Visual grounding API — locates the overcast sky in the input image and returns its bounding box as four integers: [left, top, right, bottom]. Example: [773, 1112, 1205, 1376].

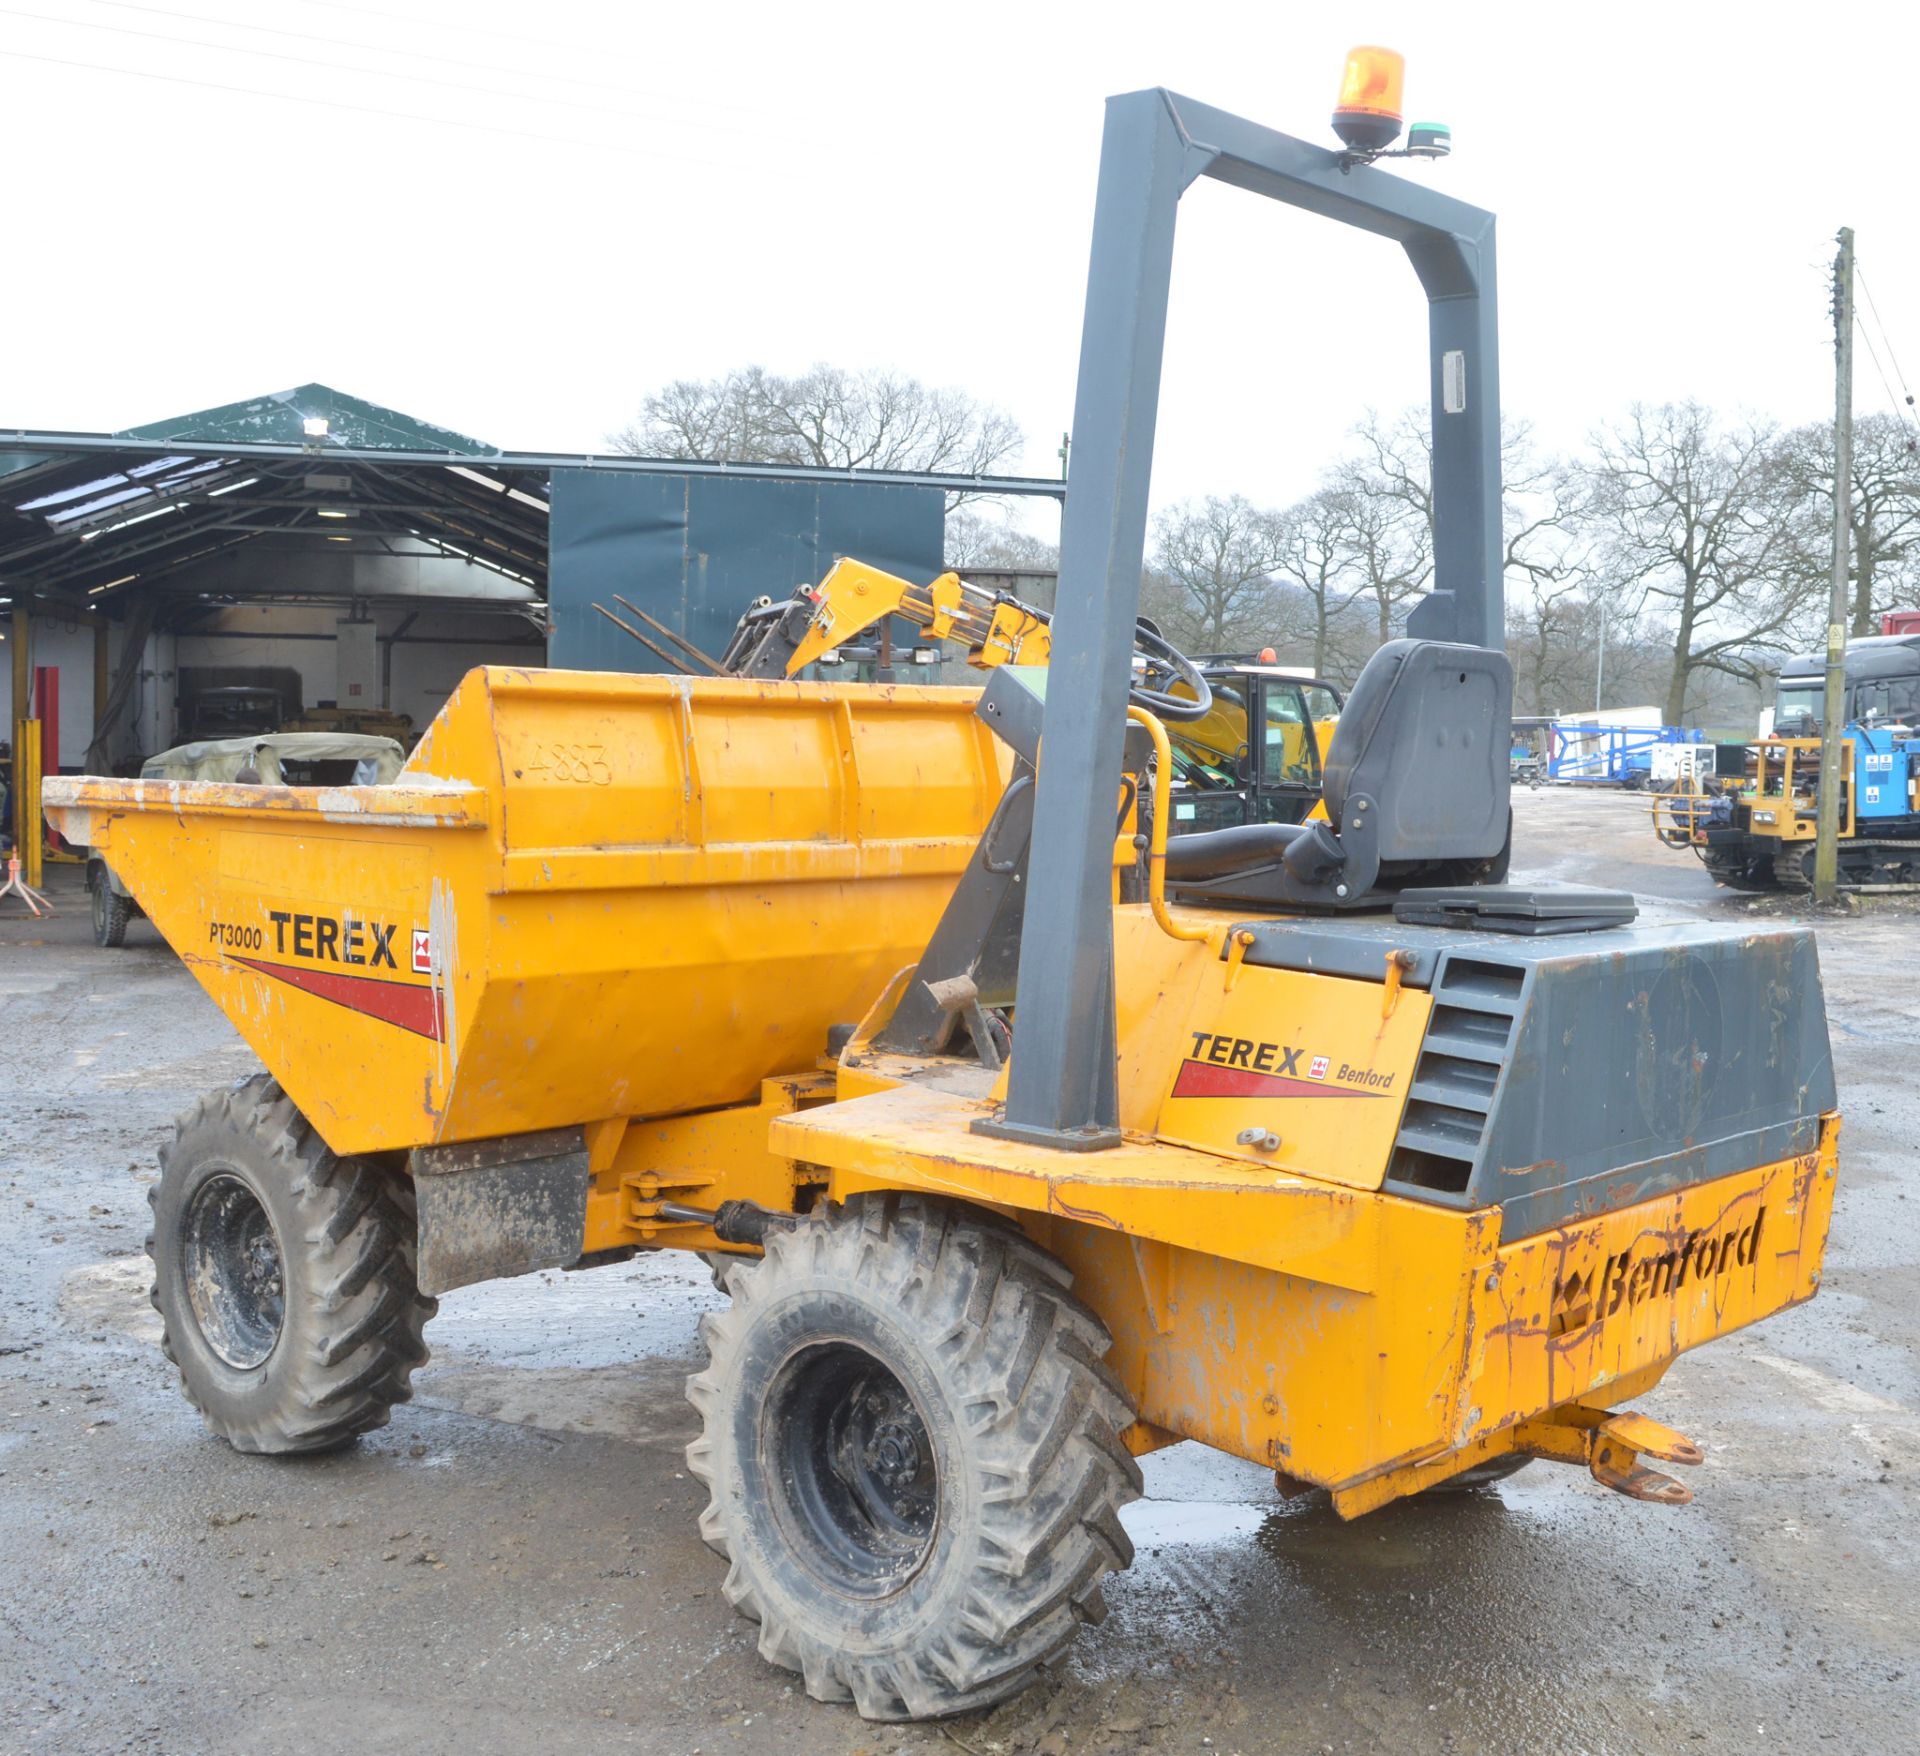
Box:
[5, 0, 1918, 540]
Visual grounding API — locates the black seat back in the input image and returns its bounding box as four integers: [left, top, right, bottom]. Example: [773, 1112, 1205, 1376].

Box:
[1324, 639, 1511, 861]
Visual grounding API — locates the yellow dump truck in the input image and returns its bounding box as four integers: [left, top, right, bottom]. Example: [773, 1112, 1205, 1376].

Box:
[43, 656, 1838, 1718]
[42, 73, 1840, 1725]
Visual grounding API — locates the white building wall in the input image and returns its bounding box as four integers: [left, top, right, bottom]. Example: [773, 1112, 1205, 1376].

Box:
[1, 608, 117, 772]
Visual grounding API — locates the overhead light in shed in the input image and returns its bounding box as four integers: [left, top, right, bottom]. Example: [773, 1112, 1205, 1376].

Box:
[316, 508, 352, 519]
[326, 535, 352, 543]
[88, 574, 138, 595]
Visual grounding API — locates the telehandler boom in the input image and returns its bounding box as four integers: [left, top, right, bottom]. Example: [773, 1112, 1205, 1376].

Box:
[44, 72, 1837, 1724]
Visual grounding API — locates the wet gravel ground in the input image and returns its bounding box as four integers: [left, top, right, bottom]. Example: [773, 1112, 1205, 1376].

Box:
[2, 788, 1916, 1755]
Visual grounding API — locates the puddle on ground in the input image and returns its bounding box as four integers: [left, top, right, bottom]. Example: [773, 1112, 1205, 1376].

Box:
[60, 1255, 160, 1343]
[60, 1247, 728, 1447]
[425, 1250, 724, 1371]
[61, 1250, 1555, 1536]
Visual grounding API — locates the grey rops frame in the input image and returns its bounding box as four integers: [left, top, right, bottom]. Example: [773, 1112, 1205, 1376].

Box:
[990, 86, 1503, 1151]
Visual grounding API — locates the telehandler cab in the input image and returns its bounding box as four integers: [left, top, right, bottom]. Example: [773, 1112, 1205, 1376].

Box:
[719, 555, 1347, 832]
[45, 68, 1836, 1723]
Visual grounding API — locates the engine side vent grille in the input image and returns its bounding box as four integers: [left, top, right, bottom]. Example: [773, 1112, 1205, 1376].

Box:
[1385, 956, 1524, 1202]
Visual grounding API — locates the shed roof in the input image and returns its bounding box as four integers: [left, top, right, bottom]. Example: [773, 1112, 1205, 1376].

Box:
[120, 383, 497, 455]
[1, 384, 1066, 631]
[0, 384, 548, 625]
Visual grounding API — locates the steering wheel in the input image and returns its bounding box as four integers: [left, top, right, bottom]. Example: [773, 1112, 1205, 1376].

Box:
[1129, 620, 1212, 723]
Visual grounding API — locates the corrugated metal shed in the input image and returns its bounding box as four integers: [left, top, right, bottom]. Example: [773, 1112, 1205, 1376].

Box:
[119, 384, 496, 456]
[546, 469, 946, 673]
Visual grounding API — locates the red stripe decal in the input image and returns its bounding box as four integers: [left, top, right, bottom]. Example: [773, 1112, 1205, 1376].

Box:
[1170, 1058, 1379, 1099]
[235, 956, 444, 1041]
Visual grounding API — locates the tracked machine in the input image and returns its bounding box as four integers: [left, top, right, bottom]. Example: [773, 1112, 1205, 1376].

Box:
[1654, 629, 1920, 889]
[46, 59, 1837, 1722]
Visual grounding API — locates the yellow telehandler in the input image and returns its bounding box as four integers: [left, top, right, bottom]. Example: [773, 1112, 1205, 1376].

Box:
[44, 67, 1836, 1723]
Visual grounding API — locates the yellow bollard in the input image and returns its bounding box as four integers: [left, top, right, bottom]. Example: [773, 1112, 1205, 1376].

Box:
[19, 718, 43, 891]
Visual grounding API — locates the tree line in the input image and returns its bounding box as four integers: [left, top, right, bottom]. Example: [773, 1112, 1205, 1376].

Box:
[998, 405, 1919, 727]
[615, 368, 1920, 727]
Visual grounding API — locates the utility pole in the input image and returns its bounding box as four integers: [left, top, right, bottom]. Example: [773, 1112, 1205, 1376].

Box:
[1813, 227, 1854, 905]
[1594, 598, 1607, 713]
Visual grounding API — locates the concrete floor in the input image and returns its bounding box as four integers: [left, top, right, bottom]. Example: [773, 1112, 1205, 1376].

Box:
[2, 789, 1915, 1755]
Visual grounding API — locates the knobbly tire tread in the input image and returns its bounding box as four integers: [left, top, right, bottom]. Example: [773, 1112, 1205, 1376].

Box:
[1426, 1454, 1533, 1493]
[685, 1193, 1142, 1721]
[147, 1073, 436, 1454]
[91, 871, 131, 947]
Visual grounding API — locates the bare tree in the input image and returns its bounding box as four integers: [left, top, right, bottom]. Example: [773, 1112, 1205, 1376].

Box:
[1501, 421, 1590, 597]
[1775, 411, 1920, 637]
[1147, 495, 1289, 652]
[944, 508, 1060, 572]
[1579, 403, 1818, 725]
[1506, 581, 1592, 717]
[1337, 463, 1431, 651]
[1269, 487, 1368, 677]
[617, 366, 774, 462]
[1346, 409, 1586, 648]
[1504, 585, 1672, 717]
[610, 364, 1024, 505]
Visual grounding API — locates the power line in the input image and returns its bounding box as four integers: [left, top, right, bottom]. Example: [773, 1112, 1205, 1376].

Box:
[2, 3, 764, 135]
[0, 43, 711, 160]
[1855, 265, 1920, 440]
[1854, 313, 1910, 432]
[296, 0, 669, 68]
[82, 0, 757, 115]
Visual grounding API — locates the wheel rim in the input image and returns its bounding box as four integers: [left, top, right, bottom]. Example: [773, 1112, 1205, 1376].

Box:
[90, 882, 106, 937]
[181, 1172, 285, 1369]
[763, 1341, 938, 1596]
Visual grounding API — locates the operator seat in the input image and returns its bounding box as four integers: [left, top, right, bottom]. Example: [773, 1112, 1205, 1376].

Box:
[1164, 639, 1512, 909]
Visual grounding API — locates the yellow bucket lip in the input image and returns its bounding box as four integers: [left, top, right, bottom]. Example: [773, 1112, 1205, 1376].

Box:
[42, 773, 489, 833]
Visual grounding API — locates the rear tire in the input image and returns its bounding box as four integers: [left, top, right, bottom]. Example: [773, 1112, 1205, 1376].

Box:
[1425, 1454, 1532, 1494]
[686, 1193, 1141, 1720]
[90, 867, 131, 947]
[147, 1074, 436, 1454]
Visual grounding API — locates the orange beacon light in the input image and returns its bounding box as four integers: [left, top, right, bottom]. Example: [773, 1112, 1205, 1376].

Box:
[1332, 46, 1405, 153]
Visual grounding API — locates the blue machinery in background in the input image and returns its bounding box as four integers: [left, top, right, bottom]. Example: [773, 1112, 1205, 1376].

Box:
[1547, 723, 1705, 785]
[1844, 721, 1920, 822]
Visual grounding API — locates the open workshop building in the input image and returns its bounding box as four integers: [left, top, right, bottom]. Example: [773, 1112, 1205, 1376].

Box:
[1, 383, 1060, 781]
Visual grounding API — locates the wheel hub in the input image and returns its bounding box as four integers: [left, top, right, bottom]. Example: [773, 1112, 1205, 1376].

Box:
[866, 1418, 922, 1491]
[764, 1341, 937, 1596]
[181, 1172, 286, 1370]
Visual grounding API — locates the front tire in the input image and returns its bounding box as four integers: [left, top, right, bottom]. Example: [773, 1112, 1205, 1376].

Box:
[90, 867, 131, 947]
[148, 1074, 436, 1454]
[686, 1194, 1140, 1720]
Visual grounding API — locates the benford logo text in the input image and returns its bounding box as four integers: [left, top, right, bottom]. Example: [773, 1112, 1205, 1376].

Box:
[1550, 1208, 1766, 1337]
